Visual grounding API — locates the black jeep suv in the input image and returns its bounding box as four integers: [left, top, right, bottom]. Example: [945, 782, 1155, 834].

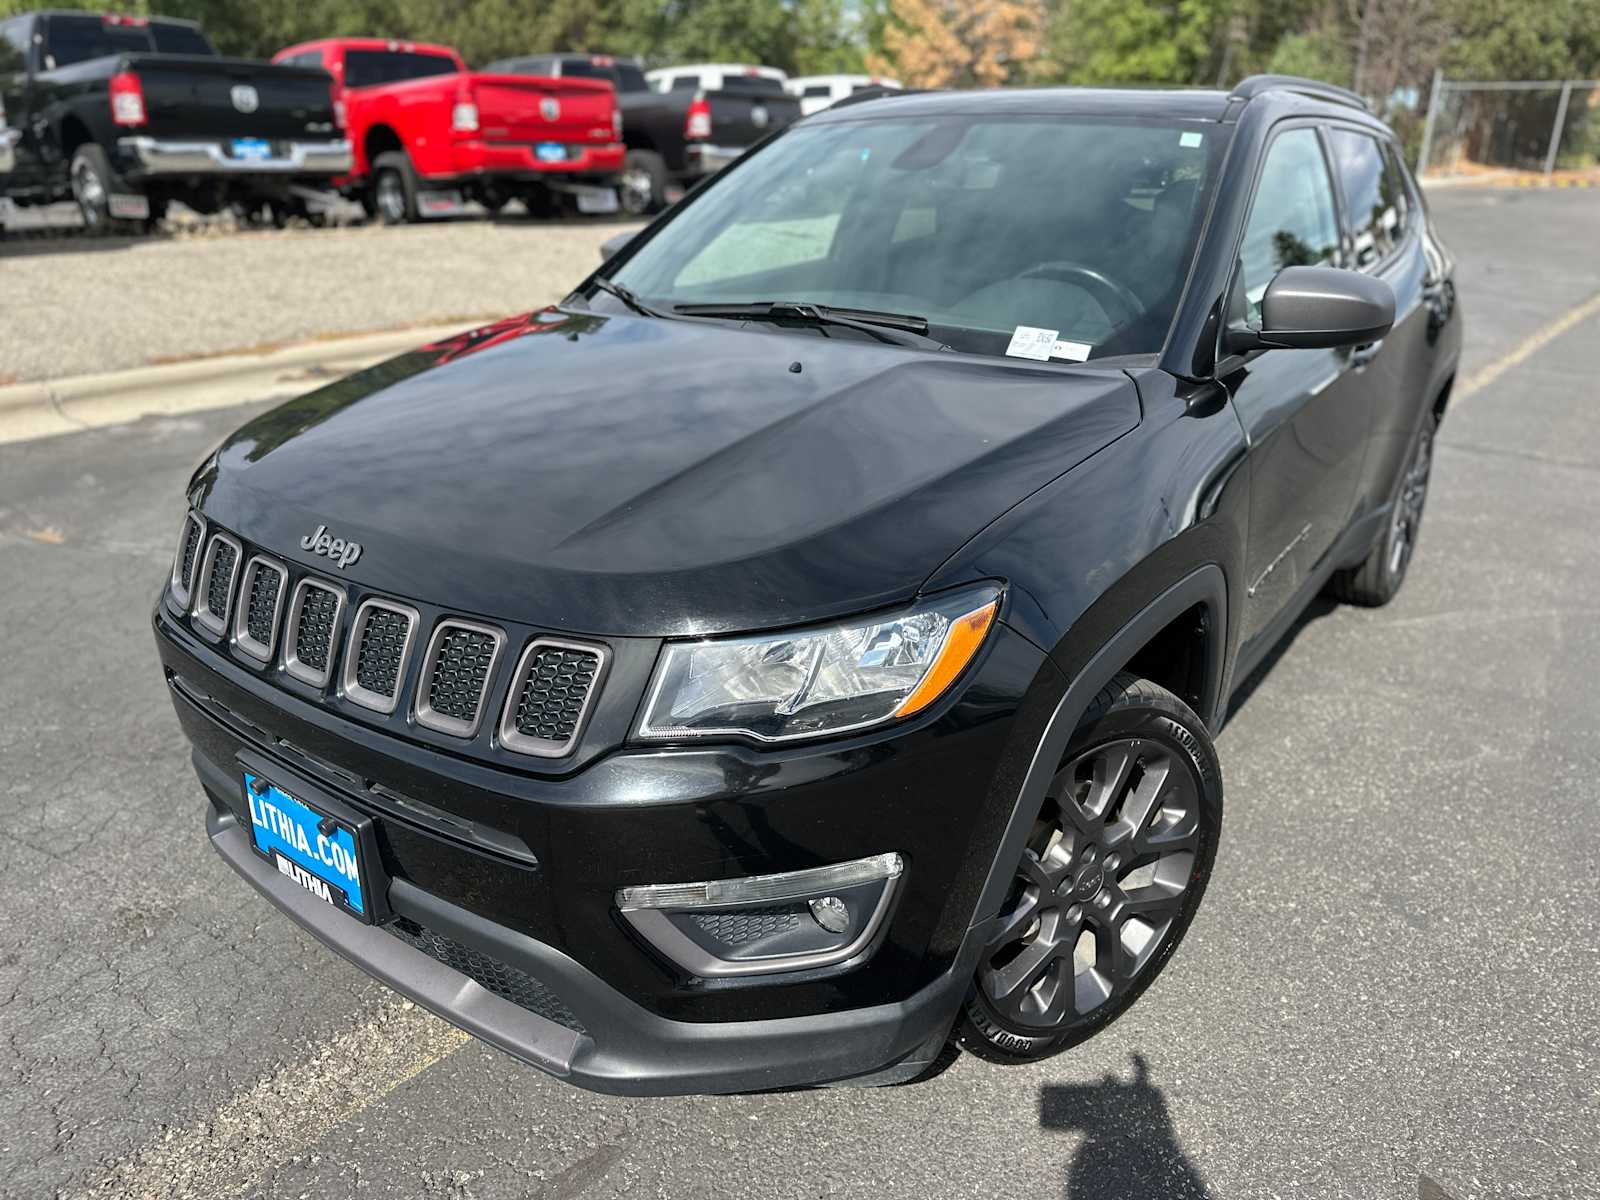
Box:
[154, 75, 1460, 1094]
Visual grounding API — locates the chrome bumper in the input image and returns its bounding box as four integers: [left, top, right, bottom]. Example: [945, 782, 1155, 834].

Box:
[0, 129, 18, 175]
[118, 137, 353, 177]
[684, 143, 744, 176]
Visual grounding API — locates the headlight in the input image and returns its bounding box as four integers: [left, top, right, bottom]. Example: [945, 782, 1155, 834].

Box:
[637, 586, 1000, 743]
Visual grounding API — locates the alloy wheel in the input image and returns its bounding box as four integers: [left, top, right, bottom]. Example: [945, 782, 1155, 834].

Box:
[72, 158, 107, 228]
[980, 736, 1201, 1030]
[376, 172, 407, 223]
[1387, 421, 1434, 578]
[619, 166, 654, 216]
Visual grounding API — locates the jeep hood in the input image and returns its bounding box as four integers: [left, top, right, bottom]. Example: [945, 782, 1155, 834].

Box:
[194, 309, 1139, 637]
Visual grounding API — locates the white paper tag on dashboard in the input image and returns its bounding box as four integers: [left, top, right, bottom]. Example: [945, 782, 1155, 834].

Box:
[1050, 339, 1093, 362]
[1006, 325, 1059, 361]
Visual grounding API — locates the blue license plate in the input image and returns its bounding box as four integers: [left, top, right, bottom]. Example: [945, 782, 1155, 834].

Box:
[231, 137, 273, 161]
[535, 141, 567, 163]
[245, 771, 367, 918]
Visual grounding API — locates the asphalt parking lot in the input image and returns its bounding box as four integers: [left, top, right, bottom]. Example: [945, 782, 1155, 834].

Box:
[1, 186, 1597, 1200]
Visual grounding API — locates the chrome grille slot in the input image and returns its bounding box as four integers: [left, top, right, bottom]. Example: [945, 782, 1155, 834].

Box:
[171, 512, 205, 608]
[415, 619, 505, 738]
[233, 555, 287, 663]
[283, 578, 346, 688]
[192, 532, 242, 637]
[343, 598, 420, 714]
[498, 639, 608, 757]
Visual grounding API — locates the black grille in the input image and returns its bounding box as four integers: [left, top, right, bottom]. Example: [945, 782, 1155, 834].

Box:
[513, 647, 600, 745]
[245, 564, 282, 647]
[205, 541, 237, 617]
[355, 608, 411, 699]
[293, 585, 340, 672]
[386, 917, 585, 1032]
[426, 627, 497, 724]
[179, 518, 203, 593]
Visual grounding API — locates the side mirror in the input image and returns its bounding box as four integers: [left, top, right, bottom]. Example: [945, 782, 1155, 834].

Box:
[1226, 266, 1395, 354]
[599, 230, 636, 262]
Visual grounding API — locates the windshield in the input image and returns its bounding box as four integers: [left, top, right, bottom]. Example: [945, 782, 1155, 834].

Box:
[612, 114, 1223, 361]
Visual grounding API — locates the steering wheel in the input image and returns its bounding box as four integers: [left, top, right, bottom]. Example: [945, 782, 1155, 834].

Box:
[1019, 260, 1145, 330]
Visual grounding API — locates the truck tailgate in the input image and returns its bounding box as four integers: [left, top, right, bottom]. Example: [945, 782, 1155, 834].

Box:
[469, 73, 615, 144]
[706, 90, 801, 146]
[127, 54, 337, 141]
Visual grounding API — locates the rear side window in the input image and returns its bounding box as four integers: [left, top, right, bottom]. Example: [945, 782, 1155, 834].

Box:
[1238, 127, 1342, 322]
[1327, 129, 1404, 268]
[150, 22, 215, 56]
[343, 50, 457, 89]
[669, 75, 699, 92]
[803, 84, 831, 98]
[614, 64, 647, 93]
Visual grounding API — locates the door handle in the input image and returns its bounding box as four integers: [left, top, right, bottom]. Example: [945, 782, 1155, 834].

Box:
[1350, 340, 1383, 369]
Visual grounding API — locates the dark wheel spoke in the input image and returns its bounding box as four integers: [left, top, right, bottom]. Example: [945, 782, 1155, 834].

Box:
[984, 885, 1042, 953]
[985, 930, 1061, 1005]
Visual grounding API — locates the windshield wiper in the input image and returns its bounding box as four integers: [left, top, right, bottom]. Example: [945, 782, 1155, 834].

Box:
[587, 275, 673, 319]
[673, 301, 949, 350]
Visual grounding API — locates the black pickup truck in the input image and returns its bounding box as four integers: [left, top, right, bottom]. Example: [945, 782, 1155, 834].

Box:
[483, 53, 801, 216]
[0, 11, 350, 232]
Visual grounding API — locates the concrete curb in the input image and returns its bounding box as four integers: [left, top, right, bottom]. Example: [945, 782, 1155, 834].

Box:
[0, 319, 488, 446]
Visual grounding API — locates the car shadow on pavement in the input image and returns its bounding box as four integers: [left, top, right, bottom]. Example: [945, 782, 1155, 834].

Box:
[1040, 1053, 1216, 1200]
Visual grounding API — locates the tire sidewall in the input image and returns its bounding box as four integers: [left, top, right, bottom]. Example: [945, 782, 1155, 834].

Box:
[620, 150, 663, 216]
[70, 147, 113, 233]
[958, 683, 1222, 1064]
[1379, 413, 1435, 593]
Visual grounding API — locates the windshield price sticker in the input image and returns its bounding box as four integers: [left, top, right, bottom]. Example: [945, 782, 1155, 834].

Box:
[1051, 339, 1093, 362]
[1006, 325, 1060, 361]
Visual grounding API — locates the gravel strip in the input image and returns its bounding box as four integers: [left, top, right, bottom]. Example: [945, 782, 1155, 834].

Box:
[0, 213, 640, 383]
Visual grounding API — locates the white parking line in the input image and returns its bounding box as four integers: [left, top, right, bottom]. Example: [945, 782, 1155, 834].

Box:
[1454, 289, 1600, 405]
[75, 1002, 470, 1200]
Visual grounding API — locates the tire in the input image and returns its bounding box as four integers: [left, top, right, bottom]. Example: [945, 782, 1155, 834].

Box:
[956, 672, 1222, 1065]
[619, 149, 666, 217]
[1326, 412, 1436, 607]
[69, 144, 127, 235]
[372, 151, 419, 225]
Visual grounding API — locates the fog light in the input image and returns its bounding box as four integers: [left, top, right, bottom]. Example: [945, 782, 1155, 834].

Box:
[615, 853, 903, 979]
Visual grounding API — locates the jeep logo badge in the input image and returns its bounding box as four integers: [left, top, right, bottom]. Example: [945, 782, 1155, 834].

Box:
[300, 524, 362, 569]
[231, 84, 260, 114]
[540, 96, 560, 122]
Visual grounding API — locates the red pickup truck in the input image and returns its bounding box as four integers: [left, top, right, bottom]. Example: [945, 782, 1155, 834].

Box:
[271, 37, 624, 222]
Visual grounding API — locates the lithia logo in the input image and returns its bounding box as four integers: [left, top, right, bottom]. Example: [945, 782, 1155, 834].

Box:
[300, 524, 363, 569]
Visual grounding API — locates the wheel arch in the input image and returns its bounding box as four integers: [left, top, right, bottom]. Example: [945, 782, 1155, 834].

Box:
[58, 115, 94, 157]
[363, 124, 405, 170]
[966, 563, 1228, 941]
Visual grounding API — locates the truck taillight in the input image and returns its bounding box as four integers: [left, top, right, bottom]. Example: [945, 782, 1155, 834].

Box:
[685, 95, 711, 141]
[451, 88, 479, 133]
[109, 71, 146, 127]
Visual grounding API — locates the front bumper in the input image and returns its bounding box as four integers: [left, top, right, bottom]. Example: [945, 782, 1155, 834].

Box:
[156, 600, 1052, 1093]
[118, 136, 353, 178]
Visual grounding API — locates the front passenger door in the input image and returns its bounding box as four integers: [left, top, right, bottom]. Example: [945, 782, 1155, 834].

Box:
[1226, 125, 1373, 653]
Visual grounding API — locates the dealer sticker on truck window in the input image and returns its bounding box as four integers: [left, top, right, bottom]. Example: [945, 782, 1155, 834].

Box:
[244, 771, 367, 918]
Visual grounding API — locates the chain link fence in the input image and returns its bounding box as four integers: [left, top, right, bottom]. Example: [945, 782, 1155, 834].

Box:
[1418, 73, 1600, 183]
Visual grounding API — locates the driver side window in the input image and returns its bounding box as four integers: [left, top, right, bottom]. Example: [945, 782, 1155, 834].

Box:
[1238, 128, 1341, 325]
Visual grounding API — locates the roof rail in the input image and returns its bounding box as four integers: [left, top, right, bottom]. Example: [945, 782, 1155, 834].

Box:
[1230, 74, 1369, 112]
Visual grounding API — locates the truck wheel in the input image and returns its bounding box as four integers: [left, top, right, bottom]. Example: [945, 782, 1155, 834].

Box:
[620, 150, 666, 216]
[1326, 413, 1435, 607]
[955, 672, 1221, 1065]
[372, 152, 419, 225]
[70, 145, 126, 235]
